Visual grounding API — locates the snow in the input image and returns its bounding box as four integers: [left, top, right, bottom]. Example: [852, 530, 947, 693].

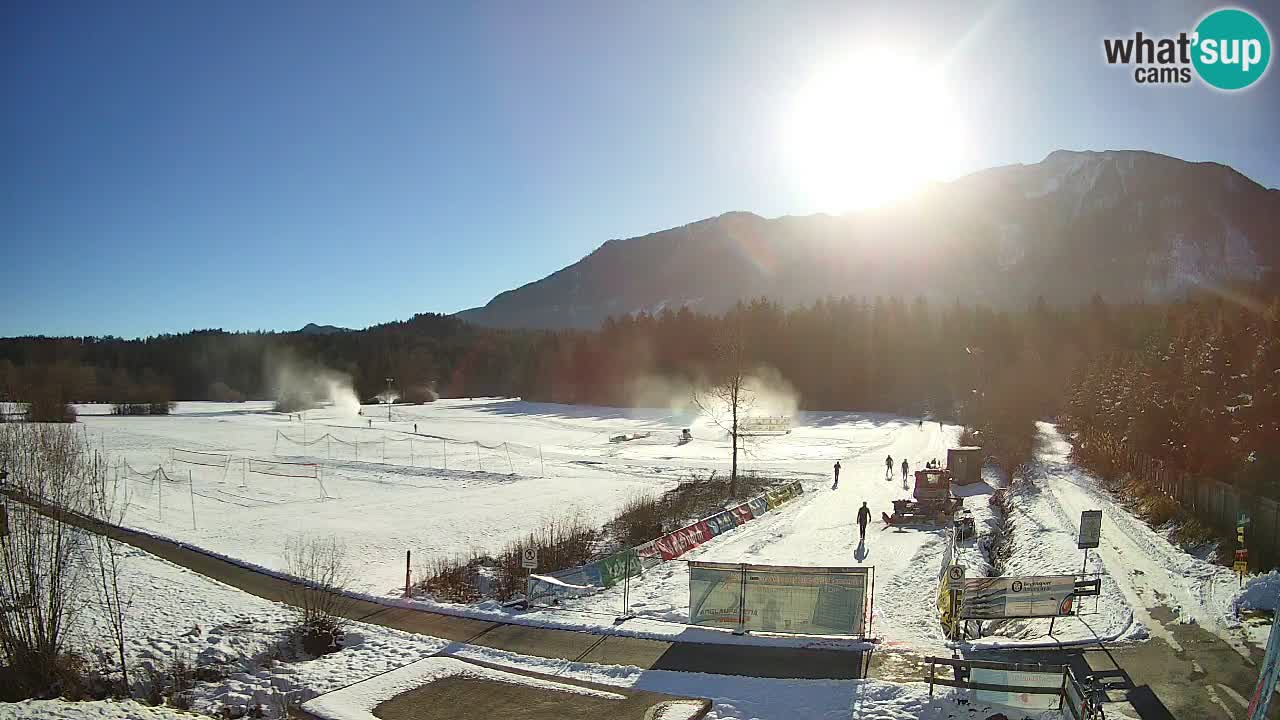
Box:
[18, 521, 1056, 720]
[0, 700, 200, 719]
[1026, 421, 1268, 656]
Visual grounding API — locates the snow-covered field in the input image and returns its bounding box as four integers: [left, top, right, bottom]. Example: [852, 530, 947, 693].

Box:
[0, 539, 1053, 720]
[68, 400, 1271, 657]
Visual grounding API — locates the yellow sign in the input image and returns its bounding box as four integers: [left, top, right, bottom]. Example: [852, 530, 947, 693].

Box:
[1234, 560, 1248, 575]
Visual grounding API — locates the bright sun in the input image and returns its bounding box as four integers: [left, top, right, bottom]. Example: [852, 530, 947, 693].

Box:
[784, 51, 967, 213]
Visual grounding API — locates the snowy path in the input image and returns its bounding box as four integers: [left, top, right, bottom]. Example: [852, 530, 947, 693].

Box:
[1029, 422, 1244, 652]
[569, 421, 971, 649]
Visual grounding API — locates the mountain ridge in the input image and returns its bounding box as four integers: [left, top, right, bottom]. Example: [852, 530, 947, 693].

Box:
[457, 150, 1280, 330]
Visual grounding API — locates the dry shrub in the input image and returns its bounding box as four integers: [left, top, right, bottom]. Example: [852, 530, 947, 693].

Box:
[982, 489, 1017, 576]
[416, 554, 483, 603]
[493, 514, 598, 600]
[282, 535, 355, 656]
[606, 493, 663, 547]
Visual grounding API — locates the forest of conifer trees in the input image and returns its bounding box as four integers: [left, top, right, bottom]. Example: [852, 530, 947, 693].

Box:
[2, 292, 1277, 503]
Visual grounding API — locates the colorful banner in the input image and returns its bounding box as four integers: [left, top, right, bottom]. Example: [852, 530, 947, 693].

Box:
[1248, 615, 1280, 720]
[528, 482, 805, 605]
[705, 510, 738, 536]
[597, 548, 641, 589]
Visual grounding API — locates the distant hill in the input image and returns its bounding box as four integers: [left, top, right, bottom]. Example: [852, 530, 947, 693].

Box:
[297, 323, 350, 335]
[457, 150, 1280, 329]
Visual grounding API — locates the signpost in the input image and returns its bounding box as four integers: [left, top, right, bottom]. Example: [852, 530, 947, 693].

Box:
[520, 548, 538, 610]
[1078, 510, 1102, 574]
[1236, 512, 1250, 588]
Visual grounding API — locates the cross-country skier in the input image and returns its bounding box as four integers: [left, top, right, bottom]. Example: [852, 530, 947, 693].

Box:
[902, 458, 909, 482]
[884, 455, 893, 480]
[857, 502, 871, 541]
[833, 460, 841, 489]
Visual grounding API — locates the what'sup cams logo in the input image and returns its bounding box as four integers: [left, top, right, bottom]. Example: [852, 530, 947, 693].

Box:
[1104, 7, 1271, 90]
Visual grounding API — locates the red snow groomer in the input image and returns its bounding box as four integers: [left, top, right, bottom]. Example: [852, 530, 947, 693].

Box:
[884, 468, 963, 526]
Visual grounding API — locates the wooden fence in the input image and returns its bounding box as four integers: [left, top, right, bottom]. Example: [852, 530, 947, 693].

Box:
[1075, 427, 1280, 569]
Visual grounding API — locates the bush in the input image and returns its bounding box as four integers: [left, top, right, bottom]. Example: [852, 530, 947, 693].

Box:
[282, 535, 355, 657]
[606, 493, 664, 547]
[24, 385, 76, 423]
[982, 489, 1017, 576]
[110, 402, 174, 416]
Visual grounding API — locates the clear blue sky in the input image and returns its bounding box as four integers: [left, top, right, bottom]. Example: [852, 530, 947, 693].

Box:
[3, 0, 1278, 338]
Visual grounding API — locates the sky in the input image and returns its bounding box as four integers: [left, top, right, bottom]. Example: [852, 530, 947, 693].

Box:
[3, 0, 1278, 338]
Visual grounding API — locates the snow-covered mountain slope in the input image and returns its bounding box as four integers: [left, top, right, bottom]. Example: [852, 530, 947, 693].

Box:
[458, 150, 1280, 329]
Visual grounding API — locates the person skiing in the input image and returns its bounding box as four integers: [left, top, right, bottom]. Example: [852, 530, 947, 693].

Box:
[902, 458, 909, 482]
[833, 460, 841, 489]
[414, 423, 418, 434]
[857, 502, 871, 541]
[884, 455, 893, 480]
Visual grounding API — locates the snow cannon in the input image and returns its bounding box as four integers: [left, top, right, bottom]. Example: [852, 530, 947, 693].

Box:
[887, 468, 963, 525]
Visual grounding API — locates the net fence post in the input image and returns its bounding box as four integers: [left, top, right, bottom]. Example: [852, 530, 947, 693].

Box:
[539, 446, 545, 477]
[410, 439, 415, 467]
[735, 563, 746, 635]
[475, 442, 482, 472]
[156, 469, 163, 521]
[188, 469, 197, 530]
[443, 439, 448, 470]
[505, 443, 514, 474]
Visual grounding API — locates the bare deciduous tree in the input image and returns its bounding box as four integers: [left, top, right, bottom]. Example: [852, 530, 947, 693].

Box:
[87, 460, 131, 696]
[692, 327, 755, 490]
[0, 422, 97, 698]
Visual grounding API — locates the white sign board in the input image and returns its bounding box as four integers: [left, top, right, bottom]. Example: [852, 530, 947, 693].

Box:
[971, 668, 1064, 711]
[960, 575, 1077, 619]
[521, 548, 538, 570]
[1078, 510, 1102, 549]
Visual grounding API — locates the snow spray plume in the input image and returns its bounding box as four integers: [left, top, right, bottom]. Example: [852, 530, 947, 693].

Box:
[688, 366, 799, 435]
[265, 348, 359, 415]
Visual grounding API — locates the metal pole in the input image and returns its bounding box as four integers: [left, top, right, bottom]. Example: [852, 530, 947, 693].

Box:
[188, 469, 197, 530]
[735, 563, 746, 635]
[539, 446, 545, 477]
[475, 442, 482, 472]
[156, 469, 163, 521]
[505, 443, 514, 474]
[405, 549, 411, 597]
[410, 439, 415, 467]
[1082, 548, 1088, 575]
[386, 377, 394, 422]
[443, 439, 448, 470]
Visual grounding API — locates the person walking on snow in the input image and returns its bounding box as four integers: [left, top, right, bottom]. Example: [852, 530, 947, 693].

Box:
[884, 455, 893, 480]
[833, 460, 841, 489]
[902, 458, 909, 482]
[857, 502, 871, 542]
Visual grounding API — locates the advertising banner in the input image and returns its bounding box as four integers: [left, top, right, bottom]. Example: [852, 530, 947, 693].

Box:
[688, 561, 744, 627]
[1247, 616, 1280, 720]
[748, 496, 770, 517]
[730, 503, 754, 525]
[596, 548, 641, 588]
[971, 668, 1065, 711]
[959, 575, 1076, 619]
[704, 510, 738, 536]
[689, 562, 871, 636]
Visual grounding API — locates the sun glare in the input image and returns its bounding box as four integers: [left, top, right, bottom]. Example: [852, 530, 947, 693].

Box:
[784, 50, 967, 213]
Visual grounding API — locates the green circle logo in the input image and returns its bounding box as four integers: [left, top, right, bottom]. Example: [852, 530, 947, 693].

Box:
[1192, 8, 1271, 90]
